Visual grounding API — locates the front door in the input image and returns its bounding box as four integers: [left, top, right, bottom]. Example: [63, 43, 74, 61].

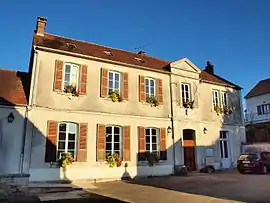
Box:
[220, 131, 230, 169]
[183, 129, 196, 171]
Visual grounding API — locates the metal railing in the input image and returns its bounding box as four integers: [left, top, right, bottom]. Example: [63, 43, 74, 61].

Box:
[244, 112, 270, 123]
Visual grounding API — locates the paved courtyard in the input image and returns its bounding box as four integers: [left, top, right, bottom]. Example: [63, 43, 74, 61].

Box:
[85, 170, 270, 203]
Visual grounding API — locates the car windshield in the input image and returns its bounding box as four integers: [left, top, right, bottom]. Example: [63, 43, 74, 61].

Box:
[238, 154, 258, 160]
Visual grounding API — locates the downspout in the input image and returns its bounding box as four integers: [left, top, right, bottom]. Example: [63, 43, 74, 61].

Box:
[19, 47, 38, 173]
[169, 73, 176, 175]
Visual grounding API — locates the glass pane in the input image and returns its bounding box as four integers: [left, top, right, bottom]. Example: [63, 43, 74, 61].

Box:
[109, 72, 114, 80]
[71, 74, 77, 85]
[152, 136, 157, 143]
[71, 66, 77, 74]
[181, 84, 184, 91]
[224, 141, 228, 158]
[146, 136, 150, 143]
[145, 79, 149, 86]
[106, 127, 112, 134]
[59, 123, 66, 132]
[145, 86, 149, 94]
[185, 92, 189, 100]
[109, 80, 113, 89]
[58, 142, 66, 150]
[150, 80, 154, 87]
[150, 87, 155, 95]
[115, 73, 120, 81]
[108, 88, 113, 94]
[64, 74, 70, 82]
[68, 142, 75, 150]
[65, 65, 71, 73]
[115, 81, 119, 90]
[106, 143, 112, 151]
[152, 144, 157, 150]
[146, 144, 150, 150]
[114, 143, 120, 150]
[185, 85, 189, 92]
[220, 132, 223, 139]
[106, 134, 112, 142]
[146, 129, 150, 135]
[151, 128, 157, 135]
[68, 133, 76, 141]
[58, 132, 66, 140]
[220, 141, 224, 158]
[64, 81, 69, 87]
[114, 134, 120, 142]
[68, 123, 77, 133]
[114, 127, 120, 134]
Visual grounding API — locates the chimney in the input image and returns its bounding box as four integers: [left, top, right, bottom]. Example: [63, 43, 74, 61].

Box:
[137, 51, 146, 56]
[204, 61, 214, 74]
[35, 16, 47, 36]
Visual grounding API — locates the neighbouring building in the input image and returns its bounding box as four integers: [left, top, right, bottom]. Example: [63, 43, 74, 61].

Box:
[0, 17, 246, 182]
[244, 78, 270, 152]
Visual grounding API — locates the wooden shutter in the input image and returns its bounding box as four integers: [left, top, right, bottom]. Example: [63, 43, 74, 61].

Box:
[54, 60, 63, 91]
[139, 76, 146, 102]
[123, 126, 131, 161]
[79, 65, 87, 95]
[122, 72, 129, 100]
[100, 68, 108, 98]
[156, 79, 163, 105]
[45, 121, 58, 162]
[77, 123, 88, 162]
[159, 128, 167, 160]
[138, 126, 145, 152]
[97, 124, 106, 161]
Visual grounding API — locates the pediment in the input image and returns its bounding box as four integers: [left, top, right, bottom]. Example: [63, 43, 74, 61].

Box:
[171, 58, 201, 74]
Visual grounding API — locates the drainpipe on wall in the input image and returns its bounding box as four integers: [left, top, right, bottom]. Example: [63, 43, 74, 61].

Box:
[169, 73, 176, 175]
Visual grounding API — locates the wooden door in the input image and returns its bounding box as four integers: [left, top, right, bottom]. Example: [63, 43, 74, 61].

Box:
[183, 140, 196, 171]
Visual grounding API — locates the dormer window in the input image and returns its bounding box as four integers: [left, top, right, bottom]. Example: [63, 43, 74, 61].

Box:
[66, 42, 76, 50]
[135, 57, 144, 63]
[104, 50, 113, 56]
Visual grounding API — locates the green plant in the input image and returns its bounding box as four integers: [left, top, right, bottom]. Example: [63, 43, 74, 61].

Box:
[146, 96, 159, 107]
[58, 152, 74, 168]
[183, 100, 194, 109]
[106, 153, 122, 168]
[145, 152, 159, 167]
[223, 106, 233, 115]
[64, 85, 79, 96]
[214, 105, 223, 115]
[109, 90, 122, 102]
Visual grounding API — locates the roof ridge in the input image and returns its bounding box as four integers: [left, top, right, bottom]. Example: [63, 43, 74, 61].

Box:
[43, 32, 171, 64]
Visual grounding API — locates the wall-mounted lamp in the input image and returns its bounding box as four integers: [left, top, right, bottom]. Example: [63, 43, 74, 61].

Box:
[167, 126, 172, 135]
[203, 127, 208, 134]
[7, 112, 14, 123]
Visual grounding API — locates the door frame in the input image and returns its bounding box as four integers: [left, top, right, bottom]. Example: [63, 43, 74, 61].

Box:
[219, 130, 232, 169]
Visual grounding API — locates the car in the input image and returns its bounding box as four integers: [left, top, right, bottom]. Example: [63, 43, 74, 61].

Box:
[237, 151, 270, 174]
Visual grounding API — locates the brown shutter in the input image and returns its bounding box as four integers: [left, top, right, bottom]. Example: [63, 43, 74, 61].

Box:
[79, 65, 87, 95]
[54, 60, 63, 91]
[122, 72, 129, 100]
[138, 126, 145, 152]
[123, 126, 131, 161]
[100, 68, 108, 98]
[159, 128, 167, 160]
[156, 79, 163, 105]
[77, 123, 88, 162]
[139, 76, 146, 102]
[45, 121, 58, 162]
[97, 124, 106, 161]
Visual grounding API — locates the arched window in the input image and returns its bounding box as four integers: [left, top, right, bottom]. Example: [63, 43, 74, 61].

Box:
[57, 122, 78, 159]
[105, 125, 122, 157]
[145, 127, 159, 153]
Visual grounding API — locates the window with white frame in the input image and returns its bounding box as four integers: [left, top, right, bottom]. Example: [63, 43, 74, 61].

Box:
[105, 126, 122, 157]
[63, 63, 79, 89]
[212, 90, 220, 107]
[221, 92, 228, 107]
[145, 128, 159, 153]
[145, 78, 156, 98]
[108, 71, 121, 94]
[181, 83, 191, 103]
[57, 122, 78, 159]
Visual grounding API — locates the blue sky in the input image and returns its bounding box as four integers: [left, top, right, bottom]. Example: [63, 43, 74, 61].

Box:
[1, 0, 269, 102]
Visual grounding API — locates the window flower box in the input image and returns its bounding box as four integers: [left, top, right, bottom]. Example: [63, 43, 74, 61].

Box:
[63, 85, 79, 96]
[146, 96, 159, 107]
[109, 90, 122, 102]
[183, 100, 194, 109]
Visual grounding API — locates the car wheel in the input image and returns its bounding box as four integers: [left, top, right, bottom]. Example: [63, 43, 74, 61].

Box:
[262, 166, 268, 174]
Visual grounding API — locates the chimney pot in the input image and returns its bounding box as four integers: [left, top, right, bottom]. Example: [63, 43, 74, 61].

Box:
[36, 16, 47, 36]
[137, 51, 146, 56]
[204, 60, 214, 74]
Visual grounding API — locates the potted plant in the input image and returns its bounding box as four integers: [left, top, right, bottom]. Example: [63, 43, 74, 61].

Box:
[58, 152, 74, 168]
[64, 84, 79, 96]
[183, 100, 194, 109]
[214, 105, 223, 115]
[223, 106, 233, 115]
[106, 153, 122, 168]
[146, 96, 159, 107]
[145, 152, 159, 177]
[109, 90, 122, 102]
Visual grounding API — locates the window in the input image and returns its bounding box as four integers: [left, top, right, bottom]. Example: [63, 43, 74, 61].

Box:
[145, 128, 159, 153]
[105, 126, 122, 157]
[221, 92, 228, 107]
[212, 90, 220, 107]
[63, 63, 79, 89]
[181, 83, 191, 103]
[57, 122, 78, 159]
[145, 78, 156, 98]
[257, 104, 270, 115]
[108, 71, 121, 94]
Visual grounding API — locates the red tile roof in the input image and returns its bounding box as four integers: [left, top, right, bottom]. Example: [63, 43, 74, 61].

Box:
[33, 32, 240, 89]
[0, 69, 29, 105]
[245, 78, 270, 99]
